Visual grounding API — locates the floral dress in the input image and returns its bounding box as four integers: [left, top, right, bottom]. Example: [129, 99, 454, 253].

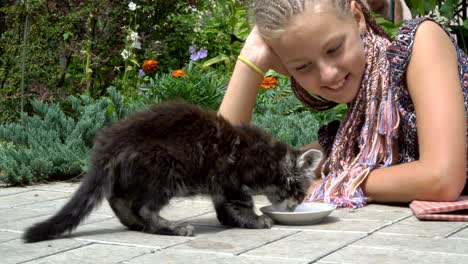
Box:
[319, 17, 468, 194]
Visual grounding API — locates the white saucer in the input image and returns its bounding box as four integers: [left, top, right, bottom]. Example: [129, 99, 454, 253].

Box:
[260, 202, 336, 225]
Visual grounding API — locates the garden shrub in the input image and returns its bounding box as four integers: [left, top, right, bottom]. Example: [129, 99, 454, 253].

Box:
[140, 63, 229, 111]
[0, 87, 126, 185]
[253, 92, 347, 148]
[0, 97, 21, 125]
[253, 110, 321, 148]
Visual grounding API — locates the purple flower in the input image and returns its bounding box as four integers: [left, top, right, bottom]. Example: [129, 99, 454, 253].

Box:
[189, 47, 208, 61]
[197, 48, 208, 59]
[189, 45, 196, 53]
[139, 69, 146, 77]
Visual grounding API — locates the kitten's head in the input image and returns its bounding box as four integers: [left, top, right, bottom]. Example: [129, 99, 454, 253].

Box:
[265, 148, 323, 211]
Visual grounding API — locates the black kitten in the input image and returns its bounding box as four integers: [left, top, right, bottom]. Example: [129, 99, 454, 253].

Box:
[23, 101, 322, 242]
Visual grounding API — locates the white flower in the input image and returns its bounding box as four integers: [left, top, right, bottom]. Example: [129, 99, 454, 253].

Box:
[121, 49, 131, 60]
[132, 40, 141, 49]
[128, 31, 141, 49]
[128, 2, 137, 11]
[130, 31, 139, 41]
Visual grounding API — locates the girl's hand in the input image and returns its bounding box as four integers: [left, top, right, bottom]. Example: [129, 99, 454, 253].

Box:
[240, 26, 290, 76]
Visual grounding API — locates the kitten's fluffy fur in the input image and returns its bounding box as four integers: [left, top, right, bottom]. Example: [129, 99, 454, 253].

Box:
[23, 101, 322, 243]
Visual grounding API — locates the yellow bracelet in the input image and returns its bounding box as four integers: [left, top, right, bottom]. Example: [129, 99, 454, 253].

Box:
[237, 55, 265, 77]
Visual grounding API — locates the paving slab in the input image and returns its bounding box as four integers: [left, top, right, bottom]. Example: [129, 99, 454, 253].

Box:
[14, 197, 115, 217]
[0, 210, 113, 233]
[170, 228, 298, 254]
[274, 217, 392, 233]
[0, 237, 90, 264]
[0, 187, 32, 197]
[0, 208, 52, 224]
[352, 232, 468, 254]
[185, 211, 392, 233]
[2, 182, 468, 264]
[21, 243, 150, 264]
[71, 217, 227, 249]
[0, 190, 70, 209]
[449, 225, 468, 239]
[332, 207, 412, 221]
[123, 250, 309, 264]
[243, 230, 366, 262]
[376, 215, 468, 238]
[0, 231, 20, 243]
[14, 193, 220, 221]
[359, 202, 413, 212]
[320, 245, 468, 264]
[31, 182, 80, 193]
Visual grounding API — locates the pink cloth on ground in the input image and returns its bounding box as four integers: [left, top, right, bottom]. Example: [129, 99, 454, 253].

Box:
[410, 196, 468, 221]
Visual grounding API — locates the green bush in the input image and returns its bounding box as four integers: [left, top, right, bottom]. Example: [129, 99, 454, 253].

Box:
[0, 96, 21, 124]
[253, 110, 321, 148]
[0, 87, 126, 185]
[139, 63, 229, 111]
[253, 93, 347, 148]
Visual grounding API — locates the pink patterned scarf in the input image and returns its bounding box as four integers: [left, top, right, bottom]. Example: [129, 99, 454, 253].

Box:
[307, 23, 400, 208]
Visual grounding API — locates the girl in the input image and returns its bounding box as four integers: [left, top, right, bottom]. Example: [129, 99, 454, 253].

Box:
[218, 0, 468, 207]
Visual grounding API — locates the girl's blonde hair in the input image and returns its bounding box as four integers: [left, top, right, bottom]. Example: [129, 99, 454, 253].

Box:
[253, 0, 365, 39]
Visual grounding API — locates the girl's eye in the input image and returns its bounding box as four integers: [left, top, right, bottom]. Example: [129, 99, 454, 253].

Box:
[327, 43, 342, 54]
[295, 63, 310, 72]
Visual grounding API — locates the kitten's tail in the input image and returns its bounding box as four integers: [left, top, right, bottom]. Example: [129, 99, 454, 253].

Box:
[23, 164, 109, 243]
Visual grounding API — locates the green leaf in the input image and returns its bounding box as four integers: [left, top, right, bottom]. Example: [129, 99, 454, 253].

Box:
[63, 31, 73, 41]
[129, 59, 140, 67]
[233, 9, 249, 41]
[107, 104, 115, 117]
[439, 2, 455, 20]
[201, 54, 230, 68]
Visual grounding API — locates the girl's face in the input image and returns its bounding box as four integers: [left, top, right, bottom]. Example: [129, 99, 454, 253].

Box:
[267, 4, 367, 103]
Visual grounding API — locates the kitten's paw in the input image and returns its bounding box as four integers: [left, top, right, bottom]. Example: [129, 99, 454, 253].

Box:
[257, 215, 274, 228]
[174, 224, 195, 236]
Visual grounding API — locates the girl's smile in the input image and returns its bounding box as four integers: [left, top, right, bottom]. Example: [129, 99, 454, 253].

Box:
[323, 73, 351, 92]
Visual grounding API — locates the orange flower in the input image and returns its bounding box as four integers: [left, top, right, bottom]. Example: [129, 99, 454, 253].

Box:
[260, 76, 278, 89]
[142, 59, 159, 73]
[172, 69, 188, 78]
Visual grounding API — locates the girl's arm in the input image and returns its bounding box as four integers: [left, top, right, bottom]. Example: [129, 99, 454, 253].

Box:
[218, 27, 288, 124]
[362, 21, 467, 202]
[218, 59, 263, 124]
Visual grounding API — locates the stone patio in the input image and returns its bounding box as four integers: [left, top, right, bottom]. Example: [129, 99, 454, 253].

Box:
[1, 182, 468, 263]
